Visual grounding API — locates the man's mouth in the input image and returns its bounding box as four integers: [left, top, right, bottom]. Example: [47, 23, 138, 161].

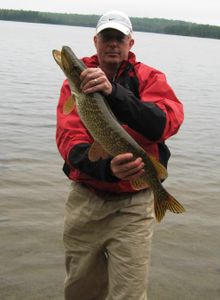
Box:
[106, 52, 119, 56]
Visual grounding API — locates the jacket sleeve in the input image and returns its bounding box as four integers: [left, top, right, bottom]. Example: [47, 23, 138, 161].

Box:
[68, 144, 119, 182]
[56, 80, 91, 161]
[56, 80, 119, 181]
[105, 66, 184, 142]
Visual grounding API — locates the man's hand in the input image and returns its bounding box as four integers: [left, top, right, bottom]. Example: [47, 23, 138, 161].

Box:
[80, 68, 112, 95]
[110, 153, 145, 180]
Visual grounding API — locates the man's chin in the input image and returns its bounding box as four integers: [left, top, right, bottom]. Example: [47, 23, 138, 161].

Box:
[105, 56, 121, 65]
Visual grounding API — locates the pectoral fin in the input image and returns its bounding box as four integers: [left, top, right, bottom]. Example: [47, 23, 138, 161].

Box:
[88, 141, 110, 161]
[63, 95, 76, 115]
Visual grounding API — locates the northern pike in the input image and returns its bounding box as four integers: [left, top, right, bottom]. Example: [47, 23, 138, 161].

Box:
[52, 46, 185, 222]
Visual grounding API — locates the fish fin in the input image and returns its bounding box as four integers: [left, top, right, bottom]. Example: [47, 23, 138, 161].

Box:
[52, 50, 63, 69]
[166, 192, 186, 214]
[154, 198, 167, 223]
[63, 95, 76, 115]
[130, 174, 150, 190]
[88, 141, 110, 162]
[149, 155, 168, 180]
[154, 191, 186, 223]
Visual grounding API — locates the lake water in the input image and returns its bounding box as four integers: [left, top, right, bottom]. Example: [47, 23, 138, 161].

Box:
[0, 21, 220, 299]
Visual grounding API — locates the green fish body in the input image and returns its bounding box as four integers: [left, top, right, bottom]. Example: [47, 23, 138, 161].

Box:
[52, 46, 185, 222]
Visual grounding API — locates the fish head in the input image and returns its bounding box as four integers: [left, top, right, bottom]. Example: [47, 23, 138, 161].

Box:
[52, 46, 86, 93]
[61, 46, 86, 92]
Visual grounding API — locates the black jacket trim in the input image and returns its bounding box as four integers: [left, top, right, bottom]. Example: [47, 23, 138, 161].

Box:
[106, 83, 166, 141]
[65, 143, 120, 182]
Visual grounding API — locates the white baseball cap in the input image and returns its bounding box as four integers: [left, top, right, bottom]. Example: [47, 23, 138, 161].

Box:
[96, 11, 133, 35]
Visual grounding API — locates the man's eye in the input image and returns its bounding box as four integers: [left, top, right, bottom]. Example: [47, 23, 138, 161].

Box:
[102, 35, 124, 42]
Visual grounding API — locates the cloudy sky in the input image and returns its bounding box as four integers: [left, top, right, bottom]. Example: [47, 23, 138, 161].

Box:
[0, 0, 219, 26]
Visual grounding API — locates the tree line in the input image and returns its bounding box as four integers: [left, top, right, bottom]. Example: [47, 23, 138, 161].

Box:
[0, 9, 220, 40]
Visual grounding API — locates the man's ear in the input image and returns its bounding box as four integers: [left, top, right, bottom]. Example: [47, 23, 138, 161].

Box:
[129, 38, 135, 49]
[94, 35, 98, 48]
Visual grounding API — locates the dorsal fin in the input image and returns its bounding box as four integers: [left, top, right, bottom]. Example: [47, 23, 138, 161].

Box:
[130, 174, 150, 190]
[149, 155, 168, 180]
[130, 155, 168, 191]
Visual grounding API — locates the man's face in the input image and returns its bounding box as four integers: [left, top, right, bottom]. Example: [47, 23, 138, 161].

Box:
[94, 29, 134, 66]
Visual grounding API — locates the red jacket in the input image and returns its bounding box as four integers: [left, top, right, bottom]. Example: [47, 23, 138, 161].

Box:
[56, 51, 184, 193]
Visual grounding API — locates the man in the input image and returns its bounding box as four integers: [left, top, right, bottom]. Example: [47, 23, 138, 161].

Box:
[56, 10, 184, 300]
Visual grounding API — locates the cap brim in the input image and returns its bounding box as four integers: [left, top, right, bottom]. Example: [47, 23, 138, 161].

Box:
[96, 22, 131, 35]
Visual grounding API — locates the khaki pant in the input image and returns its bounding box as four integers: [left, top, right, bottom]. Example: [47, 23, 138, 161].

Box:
[63, 182, 155, 300]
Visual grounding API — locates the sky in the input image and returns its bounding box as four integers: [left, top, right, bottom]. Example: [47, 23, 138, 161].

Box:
[0, 0, 219, 27]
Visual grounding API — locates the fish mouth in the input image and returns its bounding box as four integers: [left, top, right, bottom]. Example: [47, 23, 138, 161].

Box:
[61, 46, 85, 76]
[61, 46, 75, 73]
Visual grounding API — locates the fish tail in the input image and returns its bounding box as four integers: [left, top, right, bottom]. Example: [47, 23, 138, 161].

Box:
[154, 191, 185, 222]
